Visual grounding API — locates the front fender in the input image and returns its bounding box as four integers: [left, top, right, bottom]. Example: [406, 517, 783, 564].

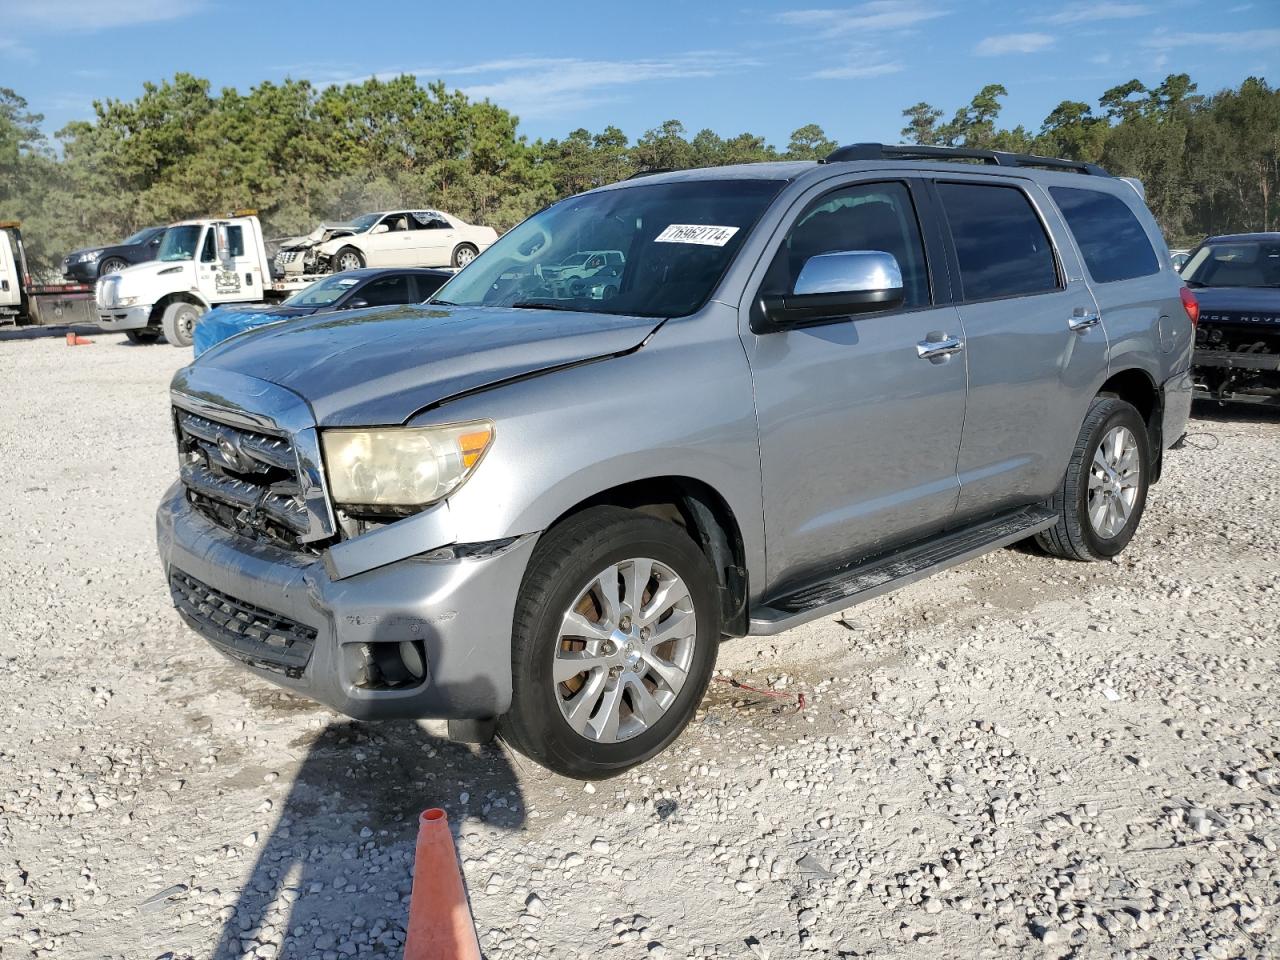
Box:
[427, 306, 769, 600]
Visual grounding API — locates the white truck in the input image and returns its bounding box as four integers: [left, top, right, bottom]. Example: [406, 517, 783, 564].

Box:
[94, 211, 296, 347]
[0, 222, 99, 328]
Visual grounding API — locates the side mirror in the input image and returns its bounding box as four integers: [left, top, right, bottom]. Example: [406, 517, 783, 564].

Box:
[372, 223, 389, 235]
[345, 297, 369, 310]
[756, 250, 904, 333]
[149, 235, 162, 247]
[214, 224, 234, 268]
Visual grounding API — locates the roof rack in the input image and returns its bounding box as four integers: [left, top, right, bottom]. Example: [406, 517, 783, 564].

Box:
[823, 143, 1110, 177]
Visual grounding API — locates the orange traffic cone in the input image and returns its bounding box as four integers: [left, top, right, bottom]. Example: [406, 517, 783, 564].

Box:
[65, 331, 93, 346]
[403, 808, 482, 960]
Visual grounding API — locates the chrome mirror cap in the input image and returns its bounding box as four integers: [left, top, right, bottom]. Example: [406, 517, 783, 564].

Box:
[794, 250, 903, 296]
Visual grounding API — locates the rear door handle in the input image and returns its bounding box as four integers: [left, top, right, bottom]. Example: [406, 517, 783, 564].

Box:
[916, 335, 964, 360]
[1069, 311, 1101, 332]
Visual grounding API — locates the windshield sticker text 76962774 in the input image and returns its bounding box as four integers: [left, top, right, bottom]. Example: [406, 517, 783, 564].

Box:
[654, 224, 740, 247]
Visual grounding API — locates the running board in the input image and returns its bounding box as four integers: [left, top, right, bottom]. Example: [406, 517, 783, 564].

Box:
[748, 504, 1058, 635]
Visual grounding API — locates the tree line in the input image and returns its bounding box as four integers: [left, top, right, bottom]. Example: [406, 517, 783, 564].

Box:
[1, 71, 1276, 278]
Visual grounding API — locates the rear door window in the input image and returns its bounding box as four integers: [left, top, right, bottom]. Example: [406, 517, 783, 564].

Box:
[937, 182, 1059, 301]
[359, 275, 411, 306]
[1050, 186, 1160, 283]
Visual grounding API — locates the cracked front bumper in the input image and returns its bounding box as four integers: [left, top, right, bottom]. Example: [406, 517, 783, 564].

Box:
[155, 482, 536, 720]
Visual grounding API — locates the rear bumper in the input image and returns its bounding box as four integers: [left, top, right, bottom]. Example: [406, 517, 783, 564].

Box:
[155, 482, 537, 720]
[96, 304, 152, 331]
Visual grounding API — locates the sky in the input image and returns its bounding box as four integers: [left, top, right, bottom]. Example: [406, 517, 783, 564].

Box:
[4, 0, 1278, 148]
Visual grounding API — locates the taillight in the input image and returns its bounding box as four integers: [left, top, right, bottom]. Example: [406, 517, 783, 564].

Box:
[1180, 286, 1199, 328]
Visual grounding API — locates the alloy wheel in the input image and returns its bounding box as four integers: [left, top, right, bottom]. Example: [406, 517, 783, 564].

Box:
[1088, 425, 1140, 539]
[554, 558, 696, 743]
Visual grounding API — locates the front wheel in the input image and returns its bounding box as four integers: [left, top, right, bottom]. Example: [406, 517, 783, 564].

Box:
[161, 302, 203, 348]
[1036, 395, 1150, 561]
[98, 257, 128, 276]
[333, 247, 365, 272]
[501, 506, 721, 779]
[451, 243, 478, 269]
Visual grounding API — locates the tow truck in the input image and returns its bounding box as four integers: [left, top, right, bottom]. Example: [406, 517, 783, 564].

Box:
[0, 222, 99, 328]
[94, 211, 332, 347]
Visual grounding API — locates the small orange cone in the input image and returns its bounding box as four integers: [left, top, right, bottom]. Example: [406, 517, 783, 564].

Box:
[403, 808, 482, 960]
[65, 331, 93, 346]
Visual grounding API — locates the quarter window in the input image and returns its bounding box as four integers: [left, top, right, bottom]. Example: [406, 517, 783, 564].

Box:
[1050, 186, 1160, 284]
[761, 181, 931, 309]
[937, 183, 1059, 301]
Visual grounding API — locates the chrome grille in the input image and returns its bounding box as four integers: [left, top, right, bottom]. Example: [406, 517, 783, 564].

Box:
[95, 275, 119, 308]
[274, 250, 299, 266]
[175, 409, 313, 549]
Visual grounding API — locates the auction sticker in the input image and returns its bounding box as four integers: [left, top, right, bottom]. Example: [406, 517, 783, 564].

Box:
[655, 224, 740, 246]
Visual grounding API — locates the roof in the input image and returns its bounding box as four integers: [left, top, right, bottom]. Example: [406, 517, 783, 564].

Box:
[1202, 232, 1280, 243]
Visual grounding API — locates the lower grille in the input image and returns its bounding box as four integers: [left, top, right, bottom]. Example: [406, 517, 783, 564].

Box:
[169, 570, 316, 677]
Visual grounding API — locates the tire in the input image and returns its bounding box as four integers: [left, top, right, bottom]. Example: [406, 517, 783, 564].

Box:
[333, 247, 365, 272]
[161, 301, 203, 348]
[451, 243, 478, 269]
[501, 506, 721, 779]
[1036, 395, 1150, 561]
[98, 257, 128, 276]
[124, 327, 160, 344]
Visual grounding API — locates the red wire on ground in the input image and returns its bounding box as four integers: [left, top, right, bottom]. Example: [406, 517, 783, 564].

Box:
[713, 676, 806, 713]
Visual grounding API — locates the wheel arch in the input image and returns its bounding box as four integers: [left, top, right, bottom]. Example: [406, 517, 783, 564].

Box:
[148, 291, 208, 326]
[544, 475, 749, 638]
[1097, 366, 1164, 479]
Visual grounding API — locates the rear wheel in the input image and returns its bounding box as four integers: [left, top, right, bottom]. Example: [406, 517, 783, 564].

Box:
[124, 327, 160, 344]
[501, 506, 721, 779]
[98, 257, 128, 276]
[161, 302, 202, 348]
[451, 243, 478, 268]
[1036, 395, 1150, 561]
[334, 247, 365, 272]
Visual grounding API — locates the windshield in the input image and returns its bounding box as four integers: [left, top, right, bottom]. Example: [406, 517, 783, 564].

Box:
[122, 227, 158, 245]
[434, 179, 784, 318]
[158, 224, 203, 262]
[283, 274, 362, 307]
[349, 213, 382, 233]
[1181, 239, 1280, 288]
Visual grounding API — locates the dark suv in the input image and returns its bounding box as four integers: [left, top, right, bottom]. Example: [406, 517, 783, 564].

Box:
[1184, 233, 1280, 406]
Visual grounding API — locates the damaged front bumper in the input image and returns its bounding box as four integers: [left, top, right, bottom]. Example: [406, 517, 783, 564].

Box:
[156, 482, 537, 720]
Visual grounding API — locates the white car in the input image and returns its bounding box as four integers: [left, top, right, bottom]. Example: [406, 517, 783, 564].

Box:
[273, 210, 497, 277]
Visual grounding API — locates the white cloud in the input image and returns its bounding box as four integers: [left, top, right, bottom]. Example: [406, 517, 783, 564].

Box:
[809, 60, 904, 79]
[1142, 28, 1280, 50]
[11, 0, 203, 28]
[974, 33, 1054, 55]
[775, 1, 946, 35]
[1042, 3, 1152, 24]
[440, 53, 757, 119]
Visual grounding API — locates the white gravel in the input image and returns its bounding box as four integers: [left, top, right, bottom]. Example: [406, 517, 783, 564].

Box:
[2, 327, 1279, 960]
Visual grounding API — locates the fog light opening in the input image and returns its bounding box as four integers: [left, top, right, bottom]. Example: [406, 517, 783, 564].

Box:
[352, 640, 428, 690]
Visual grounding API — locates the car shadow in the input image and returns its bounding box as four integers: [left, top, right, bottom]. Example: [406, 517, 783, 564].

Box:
[1190, 397, 1280, 425]
[0, 323, 107, 343]
[213, 712, 525, 959]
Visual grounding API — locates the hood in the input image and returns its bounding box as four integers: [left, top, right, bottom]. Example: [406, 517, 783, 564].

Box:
[98, 259, 192, 297]
[66, 244, 107, 259]
[198, 304, 663, 426]
[279, 222, 359, 250]
[1189, 285, 1280, 315]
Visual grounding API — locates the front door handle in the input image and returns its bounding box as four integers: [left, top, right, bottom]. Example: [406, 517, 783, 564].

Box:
[1069, 310, 1101, 332]
[916, 335, 964, 360]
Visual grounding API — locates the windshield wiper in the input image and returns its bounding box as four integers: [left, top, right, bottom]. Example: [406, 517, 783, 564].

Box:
[426, 298, 457, 306]
[511, 300, 580, 311]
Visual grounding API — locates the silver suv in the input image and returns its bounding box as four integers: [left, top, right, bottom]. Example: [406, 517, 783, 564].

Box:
[158, 143, 1195, 779]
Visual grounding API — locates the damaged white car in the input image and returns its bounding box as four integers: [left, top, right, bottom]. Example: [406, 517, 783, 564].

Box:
[271, 210, 498, 278]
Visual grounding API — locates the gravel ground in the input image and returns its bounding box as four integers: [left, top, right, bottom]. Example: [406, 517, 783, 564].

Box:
[2, 326, 1279, 960]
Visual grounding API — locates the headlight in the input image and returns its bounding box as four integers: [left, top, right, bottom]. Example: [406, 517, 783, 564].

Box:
[79, 250, 101, 262]
[116, 296, 138, 306]
[321, 421, 494, 511]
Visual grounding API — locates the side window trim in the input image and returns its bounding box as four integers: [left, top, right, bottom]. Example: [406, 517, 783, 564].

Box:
[929, 176, 1067, 305]
[747, 176, 941, 330]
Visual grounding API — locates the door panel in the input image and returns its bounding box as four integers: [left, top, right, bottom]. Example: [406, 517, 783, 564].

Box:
[741, 179, 967, 593]
[934, 180, 1107, 519]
